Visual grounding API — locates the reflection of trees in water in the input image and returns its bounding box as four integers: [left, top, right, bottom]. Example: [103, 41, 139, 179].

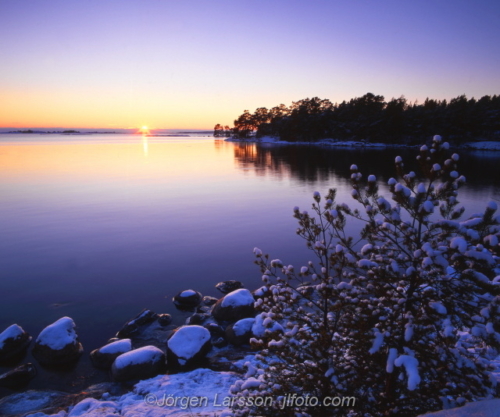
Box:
[228, 142, 500, 195]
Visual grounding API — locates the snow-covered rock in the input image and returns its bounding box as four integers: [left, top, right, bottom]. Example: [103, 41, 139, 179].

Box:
[226, 318, 255, 346]
[0, 363, 36, 389]
[215, 280, 244, 294]
[0, 324, 32, 361]
[166, 325, 212, 368]
[90, 338, 132, 369]
[111, 345, 166, 382]
[116, 309, 158, 338]
[32, 317, 83, 366]
[211, 289, 255, 321]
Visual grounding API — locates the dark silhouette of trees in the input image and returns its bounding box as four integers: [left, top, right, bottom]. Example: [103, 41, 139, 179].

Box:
[213, 124, 232, 137]
[224, 93, 500, 144]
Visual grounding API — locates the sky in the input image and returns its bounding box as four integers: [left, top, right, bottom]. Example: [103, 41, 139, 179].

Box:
[1, 0, 499, 130]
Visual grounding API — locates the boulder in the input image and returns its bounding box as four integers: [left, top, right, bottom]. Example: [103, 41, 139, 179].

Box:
[0, 324, 32, 362]
[90, 339, 132, 370]
[215, 280, 244, 294]
[166, 325, 212, 368]
[111, 346, 166, 382]
[0, 363, 37, 389]
[116, 309, 158, 338]
[226, 318, 255, 346]
[211, 289, 255, 322]
[32, 317, 83, 366]
[173, 289, 203, 310]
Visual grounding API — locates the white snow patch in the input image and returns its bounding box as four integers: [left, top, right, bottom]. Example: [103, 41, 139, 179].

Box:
[252, 313, 283, 337]
[368, 329, 384, 354]
[419, 399, 500, 416]
[167, 325, 210, 361]
[42, 368, 239, 417]
[0, 324, 25, 349]
[36, 317, 79, 350]
[386, 348, 398, 373]
[98, 338, 132, 355]
[67, 397, 119, 416]
[232, 318, 255, 336]
[429, 302, 447, 315]
[113, 345, 163, 369]
[394, 355, 421, 390]
[221, 288, 254, 308]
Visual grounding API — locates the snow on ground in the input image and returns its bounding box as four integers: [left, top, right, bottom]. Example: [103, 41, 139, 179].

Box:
[27, 368, 238, 417]
[226, 137, 500, 151]
[225, 136, 390, 147]
[24, 352, 500, 417]
[420, 399, 500, 416]
[36, 317, 79, 350]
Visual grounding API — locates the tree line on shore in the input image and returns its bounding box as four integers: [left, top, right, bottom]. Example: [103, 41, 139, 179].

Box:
[214, 93, 500, 144]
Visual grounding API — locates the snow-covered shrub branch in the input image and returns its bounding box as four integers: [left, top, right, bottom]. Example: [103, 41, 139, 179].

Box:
[231, 136, 500, 417]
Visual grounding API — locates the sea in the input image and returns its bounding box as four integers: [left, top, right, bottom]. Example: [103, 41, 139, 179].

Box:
[1, 131, 499, 395]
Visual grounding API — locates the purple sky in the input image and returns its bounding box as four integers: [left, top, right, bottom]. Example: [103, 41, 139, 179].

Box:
[1, 0, 499, 129]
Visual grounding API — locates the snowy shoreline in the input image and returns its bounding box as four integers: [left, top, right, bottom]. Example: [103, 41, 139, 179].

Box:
[224, 136, 500, 151]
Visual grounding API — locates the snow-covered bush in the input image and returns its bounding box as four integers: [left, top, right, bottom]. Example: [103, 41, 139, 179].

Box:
[231, 136, 500, 416]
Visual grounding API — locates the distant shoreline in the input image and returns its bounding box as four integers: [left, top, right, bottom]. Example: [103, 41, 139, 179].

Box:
[224, 136, 500, 151]
[3, 130, 118, 135]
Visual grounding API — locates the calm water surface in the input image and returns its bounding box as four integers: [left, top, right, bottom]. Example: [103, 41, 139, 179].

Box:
[1, 134, 499, 394]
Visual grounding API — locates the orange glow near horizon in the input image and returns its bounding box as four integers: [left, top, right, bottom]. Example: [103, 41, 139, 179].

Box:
[0, 140, 236, 184]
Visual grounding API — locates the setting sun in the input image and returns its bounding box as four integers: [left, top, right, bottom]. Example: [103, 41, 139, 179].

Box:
[139, 125, 150, 134]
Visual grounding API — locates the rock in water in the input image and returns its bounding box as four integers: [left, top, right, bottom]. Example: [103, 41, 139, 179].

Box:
[211, 289, 255, 322]
[166, 325, 212, 368]
[90, 339, 132, 370]
[157, 313, 172, 326]
[0, 324, 32, 362]
[32, 317, 83, 366]
[111, 346, 166, 382]
[173, 289, 203, 310]
[116, 309, 158, 338]
[0, 363, 37, 389]
[215, 280, 244, 294]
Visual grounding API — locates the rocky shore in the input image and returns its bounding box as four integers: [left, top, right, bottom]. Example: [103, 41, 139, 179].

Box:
[0, 280, 263, 416]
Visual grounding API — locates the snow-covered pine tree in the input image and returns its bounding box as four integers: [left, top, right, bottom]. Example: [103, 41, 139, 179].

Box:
[230, 136, 500, 417]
